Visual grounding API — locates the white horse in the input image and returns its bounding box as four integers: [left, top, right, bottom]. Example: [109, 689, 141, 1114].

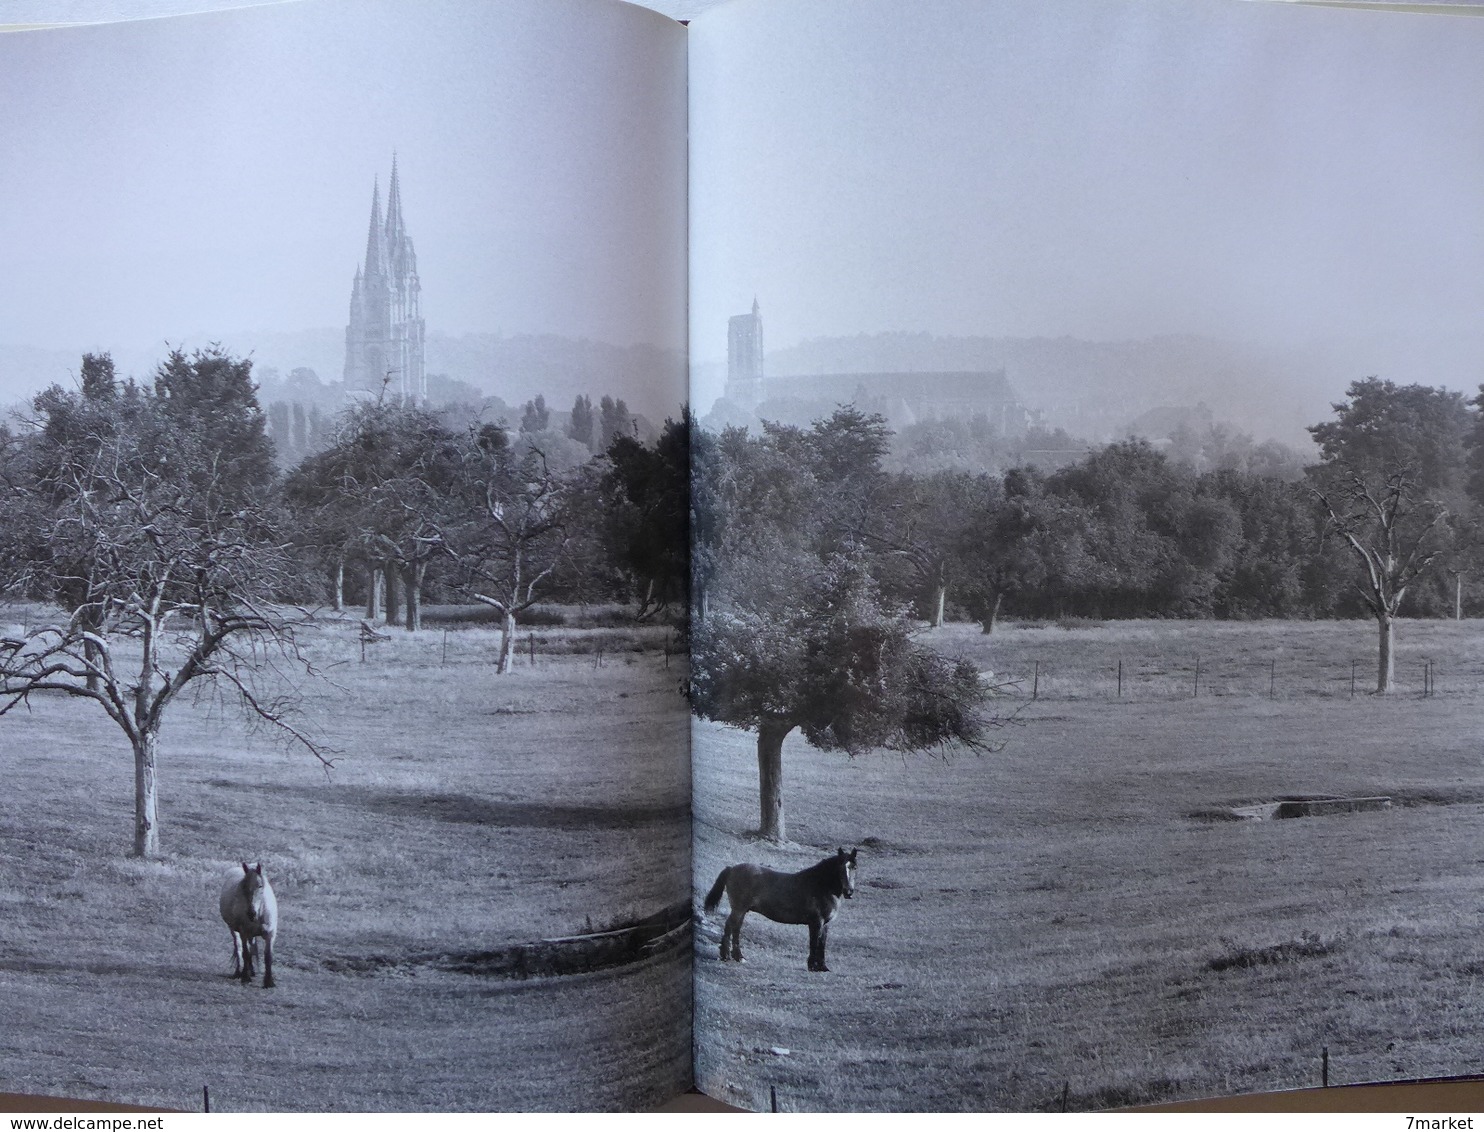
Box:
[219, 862, 278, 988]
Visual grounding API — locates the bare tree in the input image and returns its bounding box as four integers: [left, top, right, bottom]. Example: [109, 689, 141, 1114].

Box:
[1308, 378, 1470, 693]
[0, 354, 329, 857]
[449, 424, 597, 673]
[1311, 470, 1451, 693]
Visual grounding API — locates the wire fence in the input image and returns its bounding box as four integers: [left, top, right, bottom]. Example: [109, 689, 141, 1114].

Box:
[990, 653, 1456, 703]
[347, 621, 687, 673]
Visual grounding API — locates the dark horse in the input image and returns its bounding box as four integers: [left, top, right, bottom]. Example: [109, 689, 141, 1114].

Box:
[703, 848, 858, 971]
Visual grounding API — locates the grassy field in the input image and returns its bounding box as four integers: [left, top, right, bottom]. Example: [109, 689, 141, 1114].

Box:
[693, 617, 1484, 1111]
[0, 611, 691, 1111]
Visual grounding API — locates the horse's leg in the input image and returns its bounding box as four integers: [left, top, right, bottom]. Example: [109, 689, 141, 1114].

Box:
[807, 919, 825, 971]
[262, 933, 275, 989]
[720, 910, 735, 960]
[816, 920, 831, 972]
[242, 936, 256, 983]
[724, 909, 747, 961]
[228, 927, 242, 977]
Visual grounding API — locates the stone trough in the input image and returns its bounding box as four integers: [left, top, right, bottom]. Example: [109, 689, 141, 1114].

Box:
[1229, 795, 1391, 821]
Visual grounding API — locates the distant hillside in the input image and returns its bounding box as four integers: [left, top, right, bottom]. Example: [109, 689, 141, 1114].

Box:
[0, 331, 686, 425]
[427, 333, 685, 424]
[762, 332, 1358, 448]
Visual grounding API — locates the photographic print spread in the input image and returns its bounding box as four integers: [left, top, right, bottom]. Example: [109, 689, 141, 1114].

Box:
[687, 0, 1484, 1112]
[4, 0, 1484, 1114]
[0, 0, 690, 1111]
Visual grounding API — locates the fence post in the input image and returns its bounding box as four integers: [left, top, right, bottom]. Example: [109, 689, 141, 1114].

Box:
[1269, 658, 1275, 700]
[441, 629, 448, 666]
[529, 632, 536, 666]
[1117, 659, 1122, 699]
[1350, 660, 1356, 698]
[1193, 656, 1200, 698]
[1032, 660, 1039, 701]
[203, 1086, 210, 1113]
[770, 1085, 778, 1113]
[1322, 1046, 1329, 1088]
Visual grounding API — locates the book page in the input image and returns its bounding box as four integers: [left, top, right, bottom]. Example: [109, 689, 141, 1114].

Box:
[688, 0, 1484, 1111]
[0, 0, 689, 1112]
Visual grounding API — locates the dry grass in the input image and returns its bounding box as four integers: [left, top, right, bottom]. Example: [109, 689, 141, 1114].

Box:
[0, 612, 691, 1111]
[693, 617, 1484, 1111]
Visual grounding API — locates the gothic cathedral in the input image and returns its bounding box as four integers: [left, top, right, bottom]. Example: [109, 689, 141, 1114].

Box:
[344, 157, 426, 403]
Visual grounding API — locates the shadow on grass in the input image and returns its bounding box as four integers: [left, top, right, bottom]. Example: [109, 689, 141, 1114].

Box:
[206, 780, 687, 831]
[1208, 930, 1341, 972]
[322, 900, 692, 981]
[348, 787, 686, 831]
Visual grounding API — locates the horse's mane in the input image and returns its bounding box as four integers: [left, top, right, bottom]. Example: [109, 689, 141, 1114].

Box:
[801, 854, 848, 884]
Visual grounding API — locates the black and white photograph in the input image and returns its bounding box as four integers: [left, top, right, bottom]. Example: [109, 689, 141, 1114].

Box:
[8, 0, 1484, 1115]
[0, 0, 691, 1111]
[686, 0, 1484, 1112]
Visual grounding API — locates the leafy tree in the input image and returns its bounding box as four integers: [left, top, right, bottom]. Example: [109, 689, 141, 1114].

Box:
[691, 409, 989, 841]
[1043, 440, 1242, 618]
[1308, 378, 1471, 693]
[598, 395, 632, 451]
[520, 394, 550, 434]
[292, 402, 309, 455]
[282, 446, 359, 612]
[605, 412, 690, 620]
[268, 401, 292, 460]
[152, 346, 276, 497]
[1204, 471, 1317, 618]
[567, 394, 595, 450]
[292, 401, 459, 630]
[866, 470, 978, 627]
[691, 550, 990, 841]
[79, 352, 116, 403]
[0, 353, 325, 857]
[956, 470, 1046, 632]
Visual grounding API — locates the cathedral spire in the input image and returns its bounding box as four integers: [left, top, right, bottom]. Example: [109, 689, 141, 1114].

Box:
[345, 159, 425, 404]
[363, 178, 384, 277]
[386, 152, 405, 243]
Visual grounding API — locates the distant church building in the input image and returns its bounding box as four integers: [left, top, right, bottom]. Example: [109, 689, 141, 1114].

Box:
[719, 299, 1028, 436]
[725, 298, 765, 409]
[344, 157, 426, 403]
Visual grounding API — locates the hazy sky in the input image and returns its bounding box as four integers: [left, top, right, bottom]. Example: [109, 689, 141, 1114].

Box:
[0, 0, 687, 356]
[689, 0, 1484, 408]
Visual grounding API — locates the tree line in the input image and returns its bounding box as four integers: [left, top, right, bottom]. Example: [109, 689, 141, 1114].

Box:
[0, 348, 1472, 853]
[689, 378, 1481, 838]
[0, 348, 687, 856]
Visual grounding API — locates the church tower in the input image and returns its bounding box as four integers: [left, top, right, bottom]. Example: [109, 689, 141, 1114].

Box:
[725, 297, 765, 409]
[344, 156, 426, 403]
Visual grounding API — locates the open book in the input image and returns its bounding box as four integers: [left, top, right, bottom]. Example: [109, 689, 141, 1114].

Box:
[2, 0, 1484, 1113]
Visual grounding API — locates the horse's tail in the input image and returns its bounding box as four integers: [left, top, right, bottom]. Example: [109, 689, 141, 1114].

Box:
[703, 867, 731, 914]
